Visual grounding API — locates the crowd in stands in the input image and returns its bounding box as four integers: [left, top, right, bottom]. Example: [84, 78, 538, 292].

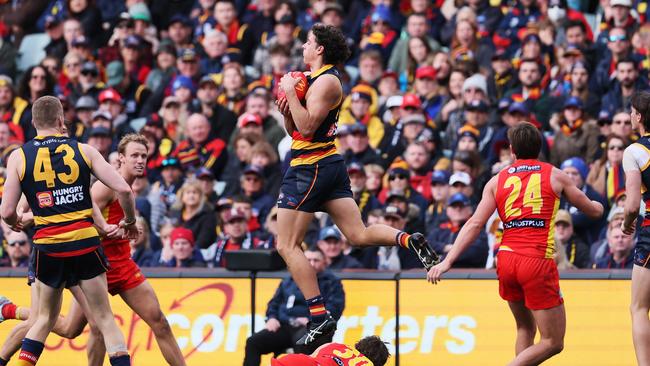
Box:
[0, 0, 644, 271]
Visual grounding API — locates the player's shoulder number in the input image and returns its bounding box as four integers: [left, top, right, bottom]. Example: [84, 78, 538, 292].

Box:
[33, 143, 80, 188]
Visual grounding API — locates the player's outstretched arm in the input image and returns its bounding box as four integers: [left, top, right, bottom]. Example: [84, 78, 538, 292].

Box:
[555, 168, 604, 220]
[281, 73, 339, 138]
[81, 144, 137, 232]
[1, 149, 24, 230]
[427, 176, 498, 284]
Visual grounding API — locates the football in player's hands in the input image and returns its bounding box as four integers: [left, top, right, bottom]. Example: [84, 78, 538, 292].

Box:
[277, 71, 308, 101]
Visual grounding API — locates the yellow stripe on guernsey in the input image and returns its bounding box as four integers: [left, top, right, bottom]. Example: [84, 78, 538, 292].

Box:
[545, 198, 561, 259]
[33, 226, 98, 245]
[291, 140, 334, 150]
[290, 148, 337, 167]
[33, 208, 93, 226]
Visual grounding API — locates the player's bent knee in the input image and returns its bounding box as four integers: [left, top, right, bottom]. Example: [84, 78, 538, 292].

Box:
[276, 240, 300, 256]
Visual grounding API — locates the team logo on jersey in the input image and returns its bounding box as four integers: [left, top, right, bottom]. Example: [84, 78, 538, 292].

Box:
[36, 191, 53, 208]
[508, 167, 516, 174]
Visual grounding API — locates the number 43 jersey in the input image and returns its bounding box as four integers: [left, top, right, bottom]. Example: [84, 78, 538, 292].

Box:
[20, 134, 99, 257]
[495, 159, 560, 259]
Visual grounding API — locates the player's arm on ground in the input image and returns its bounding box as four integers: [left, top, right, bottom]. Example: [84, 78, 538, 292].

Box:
[282, 74, 340, 138]
[555, 167, 604, 219]
[427, 176, 498, 284]
[1, 149, 25, 230]
[80, 144, 137, 237]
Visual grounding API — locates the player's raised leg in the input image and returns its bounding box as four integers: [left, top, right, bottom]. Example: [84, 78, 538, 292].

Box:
[119, 282, 185, 366]
[631, 265, 650, 366]
[507, 304, 565, 366]
[507, 301, 536, 355]
[324, 197, 439, 269]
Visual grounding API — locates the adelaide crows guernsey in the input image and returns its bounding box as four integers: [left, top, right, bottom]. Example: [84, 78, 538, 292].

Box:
[495, 159, 560, 258]
[290, 64, 343, 167]
[623, 134, 650, 226]
[20, 134, 99, 257]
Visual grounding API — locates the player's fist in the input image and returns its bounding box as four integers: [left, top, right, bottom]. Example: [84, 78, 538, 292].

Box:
[278, 71, 308, 101]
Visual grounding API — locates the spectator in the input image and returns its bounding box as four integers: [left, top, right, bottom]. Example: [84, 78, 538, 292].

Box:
[243, 246, 344, 366]
[428, 193, 488, 268]
[405, 141, 433, 202]
[242, 92, 286, 149]
[601, 57, 647, 115]
[222, 132, 263, 197]
[343, 123, 382, 166]
[212, 0, 256, 64]
[148, 157, 185, 233]
[169, 179, 217, 249]
[317, 226, 362, 270]
[426, 170, 451, 229]
[1, 231, 31, 268]
[249, 141, 282, 198]
[549, 96, 601, 166]
[347, 162, 382, 223]
[503, 59, 553, 129]
[174, 113, 228, 178]
[364, 163, 385, 197]
[253, 14, 304, 77]
[388, 12, 440, 76]
[167, 227, 207, 268]
[553, 210, 590, 269]
[339, 84, 384, 148]
[131, 216, 154, 267]
[205, 208, 265, 267]
[609, 111, 635, 143]
[594, 226, 634, 269]
[240, 165, 275, 226]
[586, 134, 627, 205]
[200, 30, 228, 75]
[196, 167, 219, 206]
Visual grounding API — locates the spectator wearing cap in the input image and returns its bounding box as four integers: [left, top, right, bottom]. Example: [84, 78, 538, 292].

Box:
[343, 122, 382, 167]
[155, 96, 182, 141]
[97, 87, 131, 136]
[169, 74, 195, 126]
[16, 65, 55, 140]
[359, 205, 423, 270]
[164, 227, 207, 268]
[380, 166, 428, 225]
[196, 75, 239, 142]
[448, 171, 475, 203]
[0, 76, 28, 143]
[105, 60, 152, 122]
[174, 113, 228, 178]
[586, 134, 627, 205]
[376, 95, 429, 168]
[487, 49, 517, 103]
[347, 162, 382, 223]
[211, 0, 256, 64]
[242, 92, 286, 149]
[216, 63, 248, 115]
[549, 96, 600, 166]
[240, 164, 275, 227]
[461, 99, 496, 157]
[169, 180, 217, 249]
[503, 59, 553, 129]
[76, 61, 103, 101]
[205, 207, 266, 268]
[317, 226, 362, 270]
[559, 157, 608, 246]
[43, 15, 67, 61]
[601, 57, 648, 116]
[427, 193, 489, 268]
[167, 13, 194, 49]
[388, 13, 440, 76]
[200, 30, 229, 75]
[339, 84, 384, 148]
[243, 246, 344, 365]
[596, 0, 638, 46]
[87, 126, 113, 159]
[221, 132, 265, 197]
[129, 2, 157, 54]
[144, 43, 177, 93]
[253, 13, 304, 77]
[359, 4, 398, 62]
[444, 73, 488, 147]
[456, 125, 480, 153]
[414, 66, 444, 122]
[148, 156, 185, 233]
[176, 48, 201, 84]
[194, 166, 218, 205]
[426, 170, 451, 229]
[553, 210, 591, 269]
[119, 35, 151, 86]
[249, 141, 283, 198]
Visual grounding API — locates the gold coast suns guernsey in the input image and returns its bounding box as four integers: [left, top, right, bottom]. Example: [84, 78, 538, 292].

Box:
[101, 199, 131, 262]
[495, 159, 560, 258]
[290, 64, 343, 167]
[20, 135, 99, 257]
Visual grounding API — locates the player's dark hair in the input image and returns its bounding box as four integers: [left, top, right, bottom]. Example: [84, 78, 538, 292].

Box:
[355, 336, 390, 366]
[311, 23, 350, 65]
[632, 90, 650, 131]
[507, 122, 542, 159]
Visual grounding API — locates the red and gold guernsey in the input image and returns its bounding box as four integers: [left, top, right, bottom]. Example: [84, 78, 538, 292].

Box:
[20, 134, 99, 257]
[495, 159, 560, 259]
[313, 343, 374, 366]
[289, 64, 343, 167]
[101, 199, 131, 262]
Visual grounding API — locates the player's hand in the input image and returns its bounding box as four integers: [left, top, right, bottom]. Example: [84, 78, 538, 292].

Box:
[280, 73, 299, 94]
[120, 220, 138, 240]
[427, 259, 451, 285]
[276, 97, 291, 116]
[265, 318, 281, 332]
[9, 212, 24, 232]
[103, 224, 122, 239]
[622, 220, 636, 236]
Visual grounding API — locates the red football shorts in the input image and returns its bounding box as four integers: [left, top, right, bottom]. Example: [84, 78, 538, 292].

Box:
[496, 250, 563, 310]
[106, 258, 146, 296]
[271, 354, 319, 366]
